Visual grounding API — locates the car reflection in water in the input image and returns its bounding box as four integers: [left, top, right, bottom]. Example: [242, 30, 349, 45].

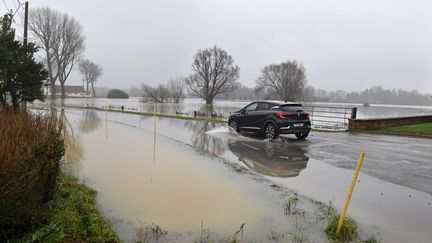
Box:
[228, 139, 309, 178]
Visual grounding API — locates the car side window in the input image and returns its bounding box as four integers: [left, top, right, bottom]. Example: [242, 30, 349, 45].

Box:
[257, 103, 273, 111]
[244, 103, 258, 112]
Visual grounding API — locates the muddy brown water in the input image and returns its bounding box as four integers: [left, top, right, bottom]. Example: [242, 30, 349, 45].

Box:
[57, 108, 432, 242]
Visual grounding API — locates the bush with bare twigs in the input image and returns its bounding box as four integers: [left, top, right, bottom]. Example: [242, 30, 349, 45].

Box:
[0, 110, 64, 239]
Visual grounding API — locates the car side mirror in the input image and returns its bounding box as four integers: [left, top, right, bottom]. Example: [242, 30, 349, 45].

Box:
[240, 110, 246, 114]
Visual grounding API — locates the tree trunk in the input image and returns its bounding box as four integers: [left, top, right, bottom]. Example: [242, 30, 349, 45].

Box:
[50, 82, 56, 100]
[205, 97, 213, 104]
[86, 82, 89, 92]
[60, 83, 66, 100]
[11, 92, 19, 110]
[91, 82, 96, 97]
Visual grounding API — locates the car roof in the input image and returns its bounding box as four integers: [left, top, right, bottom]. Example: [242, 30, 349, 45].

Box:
[256, 100, 303, 106]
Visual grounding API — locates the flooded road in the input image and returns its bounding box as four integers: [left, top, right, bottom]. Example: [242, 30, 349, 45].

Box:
[58, 107, 432, 242]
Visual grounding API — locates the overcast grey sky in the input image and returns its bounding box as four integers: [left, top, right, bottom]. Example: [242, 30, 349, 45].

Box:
[3, 0, 432, 93]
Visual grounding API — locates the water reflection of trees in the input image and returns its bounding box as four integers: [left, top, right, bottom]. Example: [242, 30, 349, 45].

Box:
[78, 110, 101, 134]
[182, 119, 226, 157]
[139, 102, 185, 114]
[58, 109, 84, 173]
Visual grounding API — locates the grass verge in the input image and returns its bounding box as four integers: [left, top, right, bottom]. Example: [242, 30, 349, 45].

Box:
[23, 173, 118, 242]
[384, 122, 432, 134]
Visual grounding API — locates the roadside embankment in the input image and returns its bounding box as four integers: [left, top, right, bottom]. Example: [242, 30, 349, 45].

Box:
[0, 109, 118, 241]
[23, 173, 119, 242]
[375, 122, 432, 138]
[349, 115, 432, 131]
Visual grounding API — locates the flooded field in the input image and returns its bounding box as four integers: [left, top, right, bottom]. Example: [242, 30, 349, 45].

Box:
[38, 97, 432, 119]
[56, 107, 432, 242]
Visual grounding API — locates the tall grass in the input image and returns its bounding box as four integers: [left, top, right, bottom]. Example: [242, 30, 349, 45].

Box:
[324, 214, 358, 242]
[0, 109, 64, 240]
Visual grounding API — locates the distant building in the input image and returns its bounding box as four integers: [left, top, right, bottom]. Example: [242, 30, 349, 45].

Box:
[44, 85, 91, 97]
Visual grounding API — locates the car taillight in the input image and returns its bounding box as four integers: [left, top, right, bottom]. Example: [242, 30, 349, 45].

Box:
[304, 112, 309, 118]
[275, 112, 292, 119]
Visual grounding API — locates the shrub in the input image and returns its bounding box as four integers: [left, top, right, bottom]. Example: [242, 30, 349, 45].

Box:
[0, 109, 65, 240]
[325, 214, 358, 242]
[106, 89, 129, 99]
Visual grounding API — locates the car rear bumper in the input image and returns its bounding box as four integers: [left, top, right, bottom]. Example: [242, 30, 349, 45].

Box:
[278, 120, 311, 134]
[279, 126, 311, 134]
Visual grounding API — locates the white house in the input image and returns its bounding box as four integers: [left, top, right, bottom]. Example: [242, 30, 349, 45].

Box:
[44, 85, 91, 97]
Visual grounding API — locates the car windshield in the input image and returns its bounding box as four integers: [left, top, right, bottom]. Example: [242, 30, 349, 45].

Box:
[280, 105, 304, 112]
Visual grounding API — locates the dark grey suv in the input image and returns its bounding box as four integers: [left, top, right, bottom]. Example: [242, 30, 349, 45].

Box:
[228, 101, 311, 139]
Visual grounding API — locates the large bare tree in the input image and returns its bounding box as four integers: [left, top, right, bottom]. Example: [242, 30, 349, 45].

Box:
[78, 59, 102, 97]
[255, 60, 307, 101]
[186, 46, 240, 104]
[29, 7, 85, 99]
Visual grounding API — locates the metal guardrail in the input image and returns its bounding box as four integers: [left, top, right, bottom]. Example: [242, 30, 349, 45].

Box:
[303, 106, 355, 130]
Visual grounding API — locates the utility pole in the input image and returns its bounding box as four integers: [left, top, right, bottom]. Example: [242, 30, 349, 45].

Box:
[23, 1, 28, 46]
[21, 1, 29, 110]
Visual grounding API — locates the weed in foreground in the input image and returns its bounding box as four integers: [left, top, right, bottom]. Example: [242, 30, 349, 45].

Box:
[268, 230, 287, 241]
[231, 223, 246, 242]
[325, 214, 358, 242]
[362, 235, 380, 243]
[136, 223, 167, 243]
[291, 222, 308, 243]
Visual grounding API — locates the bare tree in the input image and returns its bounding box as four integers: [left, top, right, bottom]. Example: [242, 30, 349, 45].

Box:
[255, 60, 307, 101]
[167, 77, 185, 103]
[78, 59, 103, 97]
[141, 78, 185, 103]
[29, 7, 85, 99]
[141, 84, 170, 103]
[186, 46, 240, 104]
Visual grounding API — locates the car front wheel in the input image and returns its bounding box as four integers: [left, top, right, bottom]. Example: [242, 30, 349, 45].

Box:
[295, 132, 309, 139]
[229, 119, 239, 132]
[265, 123, 279, 140]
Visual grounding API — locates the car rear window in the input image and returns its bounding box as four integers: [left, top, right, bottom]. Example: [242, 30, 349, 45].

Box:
[280, 105, 304, 112]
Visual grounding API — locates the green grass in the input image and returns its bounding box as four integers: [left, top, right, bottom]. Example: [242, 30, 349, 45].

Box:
[23, 173, 119, 242]
[324, 214, 358, 242]
[385, 123, 432, 134]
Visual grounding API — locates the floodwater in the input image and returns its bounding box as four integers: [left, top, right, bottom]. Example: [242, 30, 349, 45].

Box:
[37, 97, 432, 119]
[55, 107, 432, 242]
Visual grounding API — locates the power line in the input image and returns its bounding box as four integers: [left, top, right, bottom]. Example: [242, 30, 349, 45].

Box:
[1, 0, 24, 37]
[2, 0, 11, 12]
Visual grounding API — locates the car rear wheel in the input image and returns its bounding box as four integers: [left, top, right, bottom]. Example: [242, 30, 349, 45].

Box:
[265, 123, 279, 140]
[295, 132, 309, 139]
[229, 119, 239, 132]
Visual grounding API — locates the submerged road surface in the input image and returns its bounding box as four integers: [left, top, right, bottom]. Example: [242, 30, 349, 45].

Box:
[57, 108, 432, 242]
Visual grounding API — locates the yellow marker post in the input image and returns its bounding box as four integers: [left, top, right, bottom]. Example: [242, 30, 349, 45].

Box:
[105, 96, 108, 139]
[153, 99, 156, 162]
[336, 152, 365, 236]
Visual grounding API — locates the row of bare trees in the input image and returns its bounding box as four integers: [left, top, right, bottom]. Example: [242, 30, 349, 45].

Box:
[29, 7, 102, 99]
[142, 46, 308, 104]
[78, 59, 102, 97]
[141, 77, 185, 103]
